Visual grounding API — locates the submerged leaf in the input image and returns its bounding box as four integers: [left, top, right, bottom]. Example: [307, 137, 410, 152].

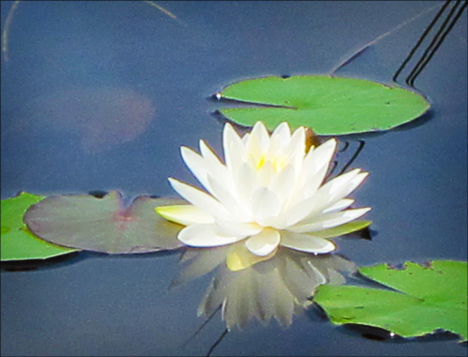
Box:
[24, 191, 184, 254]
[216, 75, 430, 135]
[14, 87, 155, 153]
[1, 192, 77, 261]
[314, 260, 468, 342]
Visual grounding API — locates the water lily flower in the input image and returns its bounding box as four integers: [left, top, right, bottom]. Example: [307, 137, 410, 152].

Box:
[156, 121, 370, 260]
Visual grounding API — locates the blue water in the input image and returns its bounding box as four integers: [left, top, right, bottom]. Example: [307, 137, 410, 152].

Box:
[1, 1, 467, 356]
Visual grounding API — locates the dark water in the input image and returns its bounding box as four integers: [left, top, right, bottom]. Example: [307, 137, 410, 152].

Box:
[1, 1, 466, 356]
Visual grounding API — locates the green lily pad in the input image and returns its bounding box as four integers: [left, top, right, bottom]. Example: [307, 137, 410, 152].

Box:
[216, 75, 430, 135]
[1, 192, 77, 261]
[314, 260, 468, 342]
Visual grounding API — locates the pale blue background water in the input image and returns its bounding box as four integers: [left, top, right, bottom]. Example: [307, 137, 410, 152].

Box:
[1, 1, 467, 356]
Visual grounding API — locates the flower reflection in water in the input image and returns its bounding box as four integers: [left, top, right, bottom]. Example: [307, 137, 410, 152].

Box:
[172, 245, 356, 330]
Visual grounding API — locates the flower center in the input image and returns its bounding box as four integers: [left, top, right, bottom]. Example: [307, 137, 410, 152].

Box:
[255, 154, 286, 173]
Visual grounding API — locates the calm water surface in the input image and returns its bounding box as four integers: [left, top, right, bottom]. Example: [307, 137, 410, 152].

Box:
[1, 1, 467, 356]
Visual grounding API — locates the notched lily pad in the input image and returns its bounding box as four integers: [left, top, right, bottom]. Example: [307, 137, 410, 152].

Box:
[215, 75, 430, 135]
[314, 260, 468, 342]
[24, 191, 184, 254]
[1, 192, 77, 261]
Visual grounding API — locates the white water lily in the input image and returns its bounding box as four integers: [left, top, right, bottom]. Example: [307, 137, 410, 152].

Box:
[156, 121, 370, 259]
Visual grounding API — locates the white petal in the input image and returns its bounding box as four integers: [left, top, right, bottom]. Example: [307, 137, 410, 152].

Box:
[199, 140, 231, 186]
[322, 198, 354, 213]
[207, 176, 252, 222]
[305, 170, 368, 217]
[155, 205, 215, 225]
[200, 140, 223, 164]
[181, 143, 235, 202]
[304, 139, 336, 175]
[168, 178, 231, 220]
[180, 147, 211, 191]
[216, 220, 262, 237]
[257, 160, 275, 187]
[178, 224, 243, 247]
[287, 138, 337, 208]
[286, 169, 367, 226]
[288, 207, 371, 233]
[301, 163, 329, 196]
[270, 122, 291, 144]
[299, 165, 329, 199]
[280, 128, 305, 175]
[235, 162, 261, 212]
[269, 164, 296, 209]
[246, 121, 270, 156]
[245, 228, 280, 256]
[317, 170, 368, 206]
[284, 126, 306, 159]
[310, 138, 337, 168]
[300, 138, 337, 189]
[251, 187, 281, 226]
[223, 123, 245, 173]
[283, 199, 318, 227]
[281, 231, 336, 254]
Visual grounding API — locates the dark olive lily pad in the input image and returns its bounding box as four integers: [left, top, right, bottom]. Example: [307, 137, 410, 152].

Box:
[216, 75, 430, 135]
[1, 192, 78, 261]
[314, 260, 468, 342]
[24, 191, 184, 254]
